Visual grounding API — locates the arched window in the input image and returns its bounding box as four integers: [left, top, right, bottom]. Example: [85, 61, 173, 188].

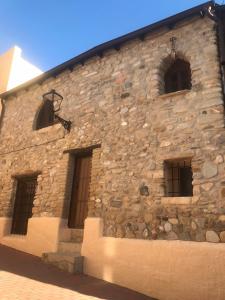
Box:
[35, 100, 55, 130]
[164, 59, 191, 94]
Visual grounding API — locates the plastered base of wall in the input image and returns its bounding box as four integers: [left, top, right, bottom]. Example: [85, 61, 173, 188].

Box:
[82, 218, 225, 300]
[0, 217, 64, 256]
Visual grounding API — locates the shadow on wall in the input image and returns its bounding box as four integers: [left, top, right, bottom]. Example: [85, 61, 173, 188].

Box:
[82, 218, 225, 300]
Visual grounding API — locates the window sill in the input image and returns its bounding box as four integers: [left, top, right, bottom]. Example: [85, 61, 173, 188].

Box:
[9, 234, 27, 237]
[35, 123, 61, 133]
[158, 89, 190, 99]
[161, 196, 198, 205]
[31, 123, 65, 144]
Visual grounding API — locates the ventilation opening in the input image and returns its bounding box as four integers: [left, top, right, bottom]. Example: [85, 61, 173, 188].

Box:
[164, 158, 193, 197]
[35, 100, 55, 130]
[11, 176, 37, 235]
[164, 59, 191, 94]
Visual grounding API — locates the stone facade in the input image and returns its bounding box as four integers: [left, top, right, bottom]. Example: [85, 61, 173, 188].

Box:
[1, 14, 225, 244]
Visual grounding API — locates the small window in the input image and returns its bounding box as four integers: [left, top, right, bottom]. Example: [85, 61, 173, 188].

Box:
[164, 59, 191, 94]
[164, 158, 193, 197]
[11, 176, 37, 235]
[35, 100, 55, 130]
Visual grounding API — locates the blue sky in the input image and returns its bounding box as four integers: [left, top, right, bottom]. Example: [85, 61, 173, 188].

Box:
[0, 1, 222, 71]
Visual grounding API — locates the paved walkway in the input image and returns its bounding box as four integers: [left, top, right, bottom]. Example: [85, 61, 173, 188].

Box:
[0, 245, 155, 300]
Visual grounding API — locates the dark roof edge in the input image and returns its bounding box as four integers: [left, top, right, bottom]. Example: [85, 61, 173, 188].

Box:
[1, 1, 216, 99]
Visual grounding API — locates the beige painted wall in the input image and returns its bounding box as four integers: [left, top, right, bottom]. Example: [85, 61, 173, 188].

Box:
[0, 217, 62, 256]
[82, 217, 225, 300]
[0, 46, 42, 94]
[1, 215, 225, 299]
[0, 48, 14, 94]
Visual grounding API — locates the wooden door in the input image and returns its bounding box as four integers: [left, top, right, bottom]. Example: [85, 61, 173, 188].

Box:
[11, 176, 37, 235]
[68, 153, 92, 228]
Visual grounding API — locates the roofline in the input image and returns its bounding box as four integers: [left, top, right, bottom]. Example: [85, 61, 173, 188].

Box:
[0, 1, 216, 99]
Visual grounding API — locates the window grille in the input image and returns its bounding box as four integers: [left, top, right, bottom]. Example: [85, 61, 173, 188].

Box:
[164, 59, 191, 94]
[11, 176, 37, 235]
[164, 158, 193, 197]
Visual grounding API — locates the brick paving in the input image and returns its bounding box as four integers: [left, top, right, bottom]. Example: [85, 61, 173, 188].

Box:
[0, 245, 155, 300]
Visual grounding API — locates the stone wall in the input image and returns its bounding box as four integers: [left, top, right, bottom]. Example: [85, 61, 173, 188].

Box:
[1, 15, 225, 243]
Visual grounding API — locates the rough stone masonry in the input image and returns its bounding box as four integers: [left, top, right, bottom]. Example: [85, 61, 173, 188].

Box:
[1, 10, 225, 244]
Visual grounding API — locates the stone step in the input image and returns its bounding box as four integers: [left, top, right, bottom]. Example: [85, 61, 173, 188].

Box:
[58, 241, 82, 253]
[59, 228, 72, 242]
[71, 229, 84, 242]
[42, 252, 83, 274]
[59, 228, 84, 242]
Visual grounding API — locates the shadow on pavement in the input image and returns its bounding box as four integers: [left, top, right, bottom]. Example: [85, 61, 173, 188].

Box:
[0, 245, 156, 300]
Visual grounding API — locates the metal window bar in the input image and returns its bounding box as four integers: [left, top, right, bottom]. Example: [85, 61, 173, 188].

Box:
[165, 159, 193, 197]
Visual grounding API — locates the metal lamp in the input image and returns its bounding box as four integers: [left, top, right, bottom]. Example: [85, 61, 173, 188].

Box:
[42, 89, 71, 131]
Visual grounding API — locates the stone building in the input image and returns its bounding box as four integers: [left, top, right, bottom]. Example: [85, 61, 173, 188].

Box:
[0, 2, 225, 299]
[0, 46, 42, 118]
[0, 46, 42, 94]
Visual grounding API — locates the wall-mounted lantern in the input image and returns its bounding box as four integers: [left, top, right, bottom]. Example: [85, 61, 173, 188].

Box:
[42, 89, 71, 131]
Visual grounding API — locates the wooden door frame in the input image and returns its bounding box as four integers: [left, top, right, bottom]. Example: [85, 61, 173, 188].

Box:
[63, 144, 100, 155]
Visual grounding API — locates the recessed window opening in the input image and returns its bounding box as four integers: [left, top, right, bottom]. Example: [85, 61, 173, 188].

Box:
[164, 158, 193, 197]
[35, 100, 55, 130]
[164, 59, 191, 94]
[11, 176, 37, 235]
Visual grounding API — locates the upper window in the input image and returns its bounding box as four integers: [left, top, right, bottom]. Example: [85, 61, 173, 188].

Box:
[164, 59, 191, 94]
[35, 100, 55, 130]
